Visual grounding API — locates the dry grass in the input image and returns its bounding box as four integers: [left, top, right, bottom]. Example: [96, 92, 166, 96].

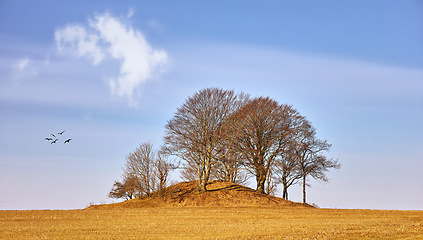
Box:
[1, 207, 422, 239]
[1, 182, 422, 239]
[89, 181, 309, 209]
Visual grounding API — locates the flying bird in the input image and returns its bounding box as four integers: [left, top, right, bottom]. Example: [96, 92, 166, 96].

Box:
[64, 139, 72, 144]
[45, 137, 53, 141]
[51, 139, 58, 144]
[51, 133, 56, 138]
[58, 130, 65, 135]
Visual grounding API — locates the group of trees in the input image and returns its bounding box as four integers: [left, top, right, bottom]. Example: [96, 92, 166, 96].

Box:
[108, 142, 174, 200]
[110, 87, 340, 204]
[163, 88, 340, 203]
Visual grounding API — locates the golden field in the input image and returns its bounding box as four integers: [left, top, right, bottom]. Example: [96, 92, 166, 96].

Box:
[1, 207, 422, 239]
[1, 182, 422, 239]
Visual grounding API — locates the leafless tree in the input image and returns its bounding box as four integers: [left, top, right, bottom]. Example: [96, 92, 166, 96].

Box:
[294, 122, 341, 203]
[232, 97, 304, 194]
[273, 149, 301, 200]
[211, 147, 250, 185]
[163, 88, 247, 192]
[180, 161, 200, 182]
[121, 142, 176, 197]
[124, 142, 156, 196]
[108, 175, 141, 200]
[272, 116, 310, 200]
[265, 168, 278, 196]
[155, 151, 173, 195]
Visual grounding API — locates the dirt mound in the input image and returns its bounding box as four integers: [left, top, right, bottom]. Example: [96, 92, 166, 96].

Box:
[88, 181, 310, 209]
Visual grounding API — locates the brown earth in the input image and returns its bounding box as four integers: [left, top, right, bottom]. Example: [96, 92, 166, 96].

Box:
[88, 180, 310, 209]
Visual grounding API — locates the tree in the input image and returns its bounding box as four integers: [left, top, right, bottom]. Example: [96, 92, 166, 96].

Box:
[272, 116, 310, 200]
[163, 88, 247, 192]
[211, 147, 249, 185]
[294, 122, 341, 203]
[124, 142, 156, 196]
[232, 97, 304, 194]
[108, 175, 141, 200]
[119, 142, 175, 198]
[273, 149, 301, 200]
[155, 151, 172, 195]
[180, 161, 198, 182]
[265, 168, 278, 196]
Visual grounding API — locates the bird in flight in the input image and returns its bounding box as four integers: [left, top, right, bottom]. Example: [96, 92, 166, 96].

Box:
[46, 130, 72, 145]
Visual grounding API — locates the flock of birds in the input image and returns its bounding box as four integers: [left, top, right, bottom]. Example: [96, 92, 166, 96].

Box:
[45, 130, 71, 144]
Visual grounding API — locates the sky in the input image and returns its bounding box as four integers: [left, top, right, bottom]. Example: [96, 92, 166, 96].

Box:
[0, 1, 422, 210]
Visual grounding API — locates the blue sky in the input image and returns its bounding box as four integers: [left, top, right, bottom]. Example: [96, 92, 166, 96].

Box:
[1, 1, 422, 210]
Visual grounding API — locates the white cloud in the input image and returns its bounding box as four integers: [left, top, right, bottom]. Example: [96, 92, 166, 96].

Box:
[55, 25, 104, 65]
[54, 12, 168, 104]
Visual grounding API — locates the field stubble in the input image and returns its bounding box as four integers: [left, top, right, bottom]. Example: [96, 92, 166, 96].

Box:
[1, 207, 422, 239]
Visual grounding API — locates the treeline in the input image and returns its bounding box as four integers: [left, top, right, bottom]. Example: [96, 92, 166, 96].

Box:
[110, 88, 340, 203]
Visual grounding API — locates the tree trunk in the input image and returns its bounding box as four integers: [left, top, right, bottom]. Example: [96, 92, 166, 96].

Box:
[229, 171, 235, 183]
[282, 181, 288, 200]
[302, 173, 306, 204]
[197, 164, 205, 192]
[199, 178, 207, 192]
[256, 173, 266, 194]
[198, 158, 212, 192]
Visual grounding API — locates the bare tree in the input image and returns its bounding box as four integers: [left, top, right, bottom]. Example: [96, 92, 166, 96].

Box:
[273, 116, 310, 200]
[121, 142, 175, 197]
[155, 151, 174, 195]
[294, 122, 341, 203]
[180, 161, 198, 182]
[108, 175, 141, 200]
[232, 97, 304, 194]
[124, 142, 156, 196]
[273, 149, 301, 200]
[109, 180, 128, 200]
[265, 168, 278, 196]
[211, 147, 249, 185]
[163, 88, 247, 192]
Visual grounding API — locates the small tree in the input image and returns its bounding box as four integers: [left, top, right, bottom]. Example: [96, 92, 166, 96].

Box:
[265, 168, 278, 196]
[115, 142, 174, 198]
[125, 142, 156, 196]
[155, 151, 173, 195]
[108, 175, 140, 200]
[273, 149, 301, 200]
[295, 122, 341, 203]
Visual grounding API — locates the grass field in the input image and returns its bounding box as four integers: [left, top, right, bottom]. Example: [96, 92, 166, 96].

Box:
[1, 207, 422, 239]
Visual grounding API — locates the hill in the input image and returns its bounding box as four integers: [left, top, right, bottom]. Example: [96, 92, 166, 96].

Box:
[88, 180, 310, 209]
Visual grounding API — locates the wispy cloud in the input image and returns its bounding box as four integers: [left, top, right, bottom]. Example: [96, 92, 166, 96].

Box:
[127, 8, 135, 18]
[55, 25, 104, 65]
[55, 12, 168, 105]
[15, 57, 37, 79]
